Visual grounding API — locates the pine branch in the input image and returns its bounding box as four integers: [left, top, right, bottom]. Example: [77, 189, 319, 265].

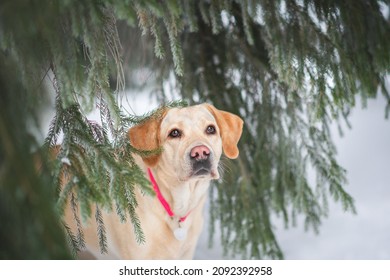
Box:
[63, 223, 79, 258]
[95, 206, 108, 254]
[70, 192, 86, 250]
[125, 188, 146, 244]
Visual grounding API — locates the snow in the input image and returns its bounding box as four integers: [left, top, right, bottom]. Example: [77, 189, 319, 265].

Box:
[275, 96, 390, 259]
[61, 157, 71, 166]
[380, 2, 389, 19]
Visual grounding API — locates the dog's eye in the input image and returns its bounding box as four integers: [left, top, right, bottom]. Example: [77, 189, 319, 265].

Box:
[168, 129, 181, 138]
[206, 125, 216, 135]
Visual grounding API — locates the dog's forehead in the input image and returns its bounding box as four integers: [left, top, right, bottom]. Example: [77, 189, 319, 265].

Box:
[161, 105, 215, 127]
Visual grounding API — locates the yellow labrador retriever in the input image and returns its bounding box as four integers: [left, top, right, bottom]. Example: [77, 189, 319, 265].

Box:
[65, 103, 243, 259]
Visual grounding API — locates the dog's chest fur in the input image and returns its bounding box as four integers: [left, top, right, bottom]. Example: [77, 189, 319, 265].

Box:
[101, 167, 211, 259]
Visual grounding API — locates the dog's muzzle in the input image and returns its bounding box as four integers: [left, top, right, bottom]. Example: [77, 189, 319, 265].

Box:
[189, 145, 212, 176]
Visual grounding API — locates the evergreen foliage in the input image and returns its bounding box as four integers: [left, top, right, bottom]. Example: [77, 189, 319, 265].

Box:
[0, 51, 70, 259]
[1, 0, 389, 259]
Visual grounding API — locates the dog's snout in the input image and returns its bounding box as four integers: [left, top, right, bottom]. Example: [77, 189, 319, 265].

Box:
[190, 145, 210, 161]
[189, 145, 212, 177]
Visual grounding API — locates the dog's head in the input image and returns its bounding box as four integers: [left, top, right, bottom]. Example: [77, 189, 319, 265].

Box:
[128, 103, 243, 182]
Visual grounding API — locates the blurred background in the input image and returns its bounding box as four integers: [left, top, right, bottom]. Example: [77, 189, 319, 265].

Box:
[1, 0, 389, 259]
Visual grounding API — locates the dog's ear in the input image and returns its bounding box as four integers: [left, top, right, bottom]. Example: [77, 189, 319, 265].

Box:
[205, 104, 244, 159]
[128, 112, 166, 167]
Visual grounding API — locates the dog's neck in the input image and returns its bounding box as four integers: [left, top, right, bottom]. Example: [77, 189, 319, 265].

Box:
[148, 166, 211, 220]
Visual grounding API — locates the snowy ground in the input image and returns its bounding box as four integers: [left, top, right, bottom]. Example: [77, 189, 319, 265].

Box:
[274, 96, 390, 260]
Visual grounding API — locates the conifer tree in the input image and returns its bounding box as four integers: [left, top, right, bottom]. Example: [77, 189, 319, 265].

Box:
[1, 0, 389, 259]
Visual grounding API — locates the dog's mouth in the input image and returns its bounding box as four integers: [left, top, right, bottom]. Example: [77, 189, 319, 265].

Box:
[191, 160, 212, 177]
[193, 168, 210, 176]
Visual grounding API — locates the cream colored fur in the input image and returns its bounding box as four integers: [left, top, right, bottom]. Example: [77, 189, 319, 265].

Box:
[64, 103, 243, 259]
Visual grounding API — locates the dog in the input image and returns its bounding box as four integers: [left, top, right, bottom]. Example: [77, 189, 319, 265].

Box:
[64, 103, 243, 259]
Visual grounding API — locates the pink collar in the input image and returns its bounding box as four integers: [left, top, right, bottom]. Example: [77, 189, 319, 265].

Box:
[147, 168, 189, 223]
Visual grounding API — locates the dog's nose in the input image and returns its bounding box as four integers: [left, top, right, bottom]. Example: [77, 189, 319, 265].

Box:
[190, 145, 210, 161]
